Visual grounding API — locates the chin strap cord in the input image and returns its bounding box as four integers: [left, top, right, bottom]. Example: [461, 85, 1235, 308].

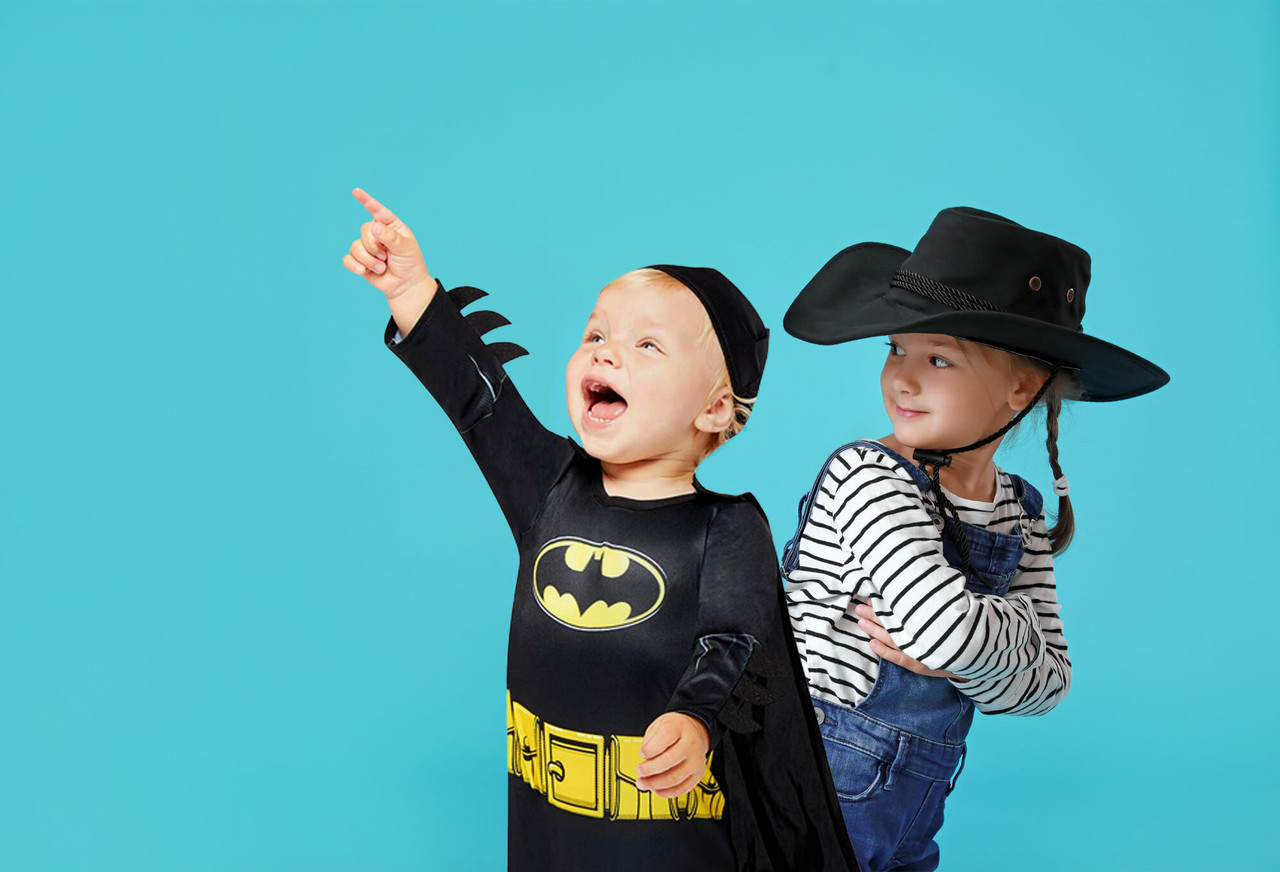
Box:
[913, 367, 1060, 587]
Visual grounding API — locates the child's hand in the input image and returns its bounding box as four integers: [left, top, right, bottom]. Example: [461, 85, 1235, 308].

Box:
[635, 712, 711, 798]
[343, 188, 435, 303]
[856, 604, 965, 681]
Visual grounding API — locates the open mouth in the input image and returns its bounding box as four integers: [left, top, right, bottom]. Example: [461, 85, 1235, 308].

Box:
[583, 378, 628, 424]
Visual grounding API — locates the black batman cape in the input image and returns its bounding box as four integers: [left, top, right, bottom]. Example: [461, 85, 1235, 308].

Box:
[386, 281, 860, 871]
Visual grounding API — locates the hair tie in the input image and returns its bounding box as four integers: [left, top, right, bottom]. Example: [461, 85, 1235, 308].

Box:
[1053, 476, 1070, 497]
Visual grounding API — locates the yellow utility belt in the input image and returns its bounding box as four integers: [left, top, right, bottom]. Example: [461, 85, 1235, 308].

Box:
[506, 691, 725, 822]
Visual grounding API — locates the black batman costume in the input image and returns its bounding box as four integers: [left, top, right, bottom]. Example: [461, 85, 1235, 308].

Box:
[386, 279, 859, 871]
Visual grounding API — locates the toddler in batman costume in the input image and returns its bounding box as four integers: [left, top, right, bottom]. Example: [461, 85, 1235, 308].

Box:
[343, 189, 860, 872]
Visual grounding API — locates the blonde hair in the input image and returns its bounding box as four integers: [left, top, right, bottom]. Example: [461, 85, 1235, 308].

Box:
[618, 267, 686, 294]
[699, 367, 756, 459]
[961, 338, 1081, 555]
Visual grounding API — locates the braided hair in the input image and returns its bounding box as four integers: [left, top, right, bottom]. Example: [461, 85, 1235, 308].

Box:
[1042, 380, 1075, 555]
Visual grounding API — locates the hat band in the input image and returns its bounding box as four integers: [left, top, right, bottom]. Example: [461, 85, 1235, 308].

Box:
[890, 270, 1002, 314]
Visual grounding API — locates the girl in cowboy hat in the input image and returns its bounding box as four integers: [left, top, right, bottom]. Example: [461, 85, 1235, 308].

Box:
[779, 207, 1168, 872]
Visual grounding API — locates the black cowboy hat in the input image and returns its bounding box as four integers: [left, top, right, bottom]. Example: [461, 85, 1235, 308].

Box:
[783, 207, 1169, 402]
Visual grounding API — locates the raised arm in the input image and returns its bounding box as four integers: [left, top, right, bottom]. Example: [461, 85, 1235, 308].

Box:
[344, 187, 439, 338]
[344, 188, 575, 539]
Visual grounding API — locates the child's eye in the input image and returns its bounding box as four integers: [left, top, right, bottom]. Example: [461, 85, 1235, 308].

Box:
[885, 341, 904, 357]
[930, 355, 952, 368]
[585, 332, 604, 344]
[638, 340, 661, 352]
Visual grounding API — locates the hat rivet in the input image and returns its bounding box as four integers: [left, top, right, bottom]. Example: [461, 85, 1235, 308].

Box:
[1066, 287, 1076, 303]
[1029, 276, 1042, 291]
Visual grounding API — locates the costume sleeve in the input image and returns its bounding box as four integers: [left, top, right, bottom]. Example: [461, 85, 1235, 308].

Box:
[385, 281, 576, 540]
[823, 453, 1048, 681]
[663, 500, 781, 748]
[948, 512, 1072, 715]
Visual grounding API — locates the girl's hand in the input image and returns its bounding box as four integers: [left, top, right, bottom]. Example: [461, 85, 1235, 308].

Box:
[855, 604, 966, 681]
[343, 188, 435, 303]
[636, 712, 711, 798]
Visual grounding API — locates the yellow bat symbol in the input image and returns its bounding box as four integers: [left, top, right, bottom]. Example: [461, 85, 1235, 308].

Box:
[533, 538, 666, 631]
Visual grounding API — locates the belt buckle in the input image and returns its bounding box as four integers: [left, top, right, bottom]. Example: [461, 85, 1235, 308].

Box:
[544, 722, 606, 818]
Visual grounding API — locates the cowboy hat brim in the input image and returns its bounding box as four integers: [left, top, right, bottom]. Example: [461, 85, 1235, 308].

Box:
[784, 242, 1170, 402]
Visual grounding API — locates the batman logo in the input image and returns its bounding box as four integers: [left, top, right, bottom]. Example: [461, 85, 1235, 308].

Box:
[532, 538, 666, 631]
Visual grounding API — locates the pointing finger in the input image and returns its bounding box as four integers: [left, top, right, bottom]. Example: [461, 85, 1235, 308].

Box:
[353, 187, 403, 227]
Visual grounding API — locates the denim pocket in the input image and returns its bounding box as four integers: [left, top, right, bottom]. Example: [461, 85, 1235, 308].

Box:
[979, 567, 1017, 597]
[821, 736, 887, 803]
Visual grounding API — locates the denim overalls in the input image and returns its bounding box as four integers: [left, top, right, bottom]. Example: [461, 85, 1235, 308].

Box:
[782, 440, 1042, 872]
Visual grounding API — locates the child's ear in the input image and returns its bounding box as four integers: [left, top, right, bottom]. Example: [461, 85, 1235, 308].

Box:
[1008, 368, 1047, 412]
[695, 385, 735, 436]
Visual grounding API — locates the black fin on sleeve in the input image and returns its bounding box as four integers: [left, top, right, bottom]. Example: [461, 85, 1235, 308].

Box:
[715, 646, 785, 734]
[465, 310, 512, 337]
[447, 285, 489, 311]
[489, 342, 530, 365]
[444, 284, 528, 364]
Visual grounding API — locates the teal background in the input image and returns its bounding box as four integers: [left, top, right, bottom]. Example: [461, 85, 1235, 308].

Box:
[2, 1, 1276, 869]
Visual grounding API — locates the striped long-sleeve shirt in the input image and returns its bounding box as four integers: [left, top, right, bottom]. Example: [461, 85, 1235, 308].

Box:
[784, 442, 1072, 716]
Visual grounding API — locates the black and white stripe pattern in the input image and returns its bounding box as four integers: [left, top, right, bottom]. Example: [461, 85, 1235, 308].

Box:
[785, 443, 1072, 717]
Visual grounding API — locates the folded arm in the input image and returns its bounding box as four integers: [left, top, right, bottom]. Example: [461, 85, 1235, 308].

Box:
[827, 455, 1048, 681]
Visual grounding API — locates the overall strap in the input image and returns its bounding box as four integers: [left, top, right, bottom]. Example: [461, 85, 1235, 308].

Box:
[1005, 473, 1044, 520]
[852, 440, 932, 492]
[781, 441, 929, 573]
[782, 442, 858, 572]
